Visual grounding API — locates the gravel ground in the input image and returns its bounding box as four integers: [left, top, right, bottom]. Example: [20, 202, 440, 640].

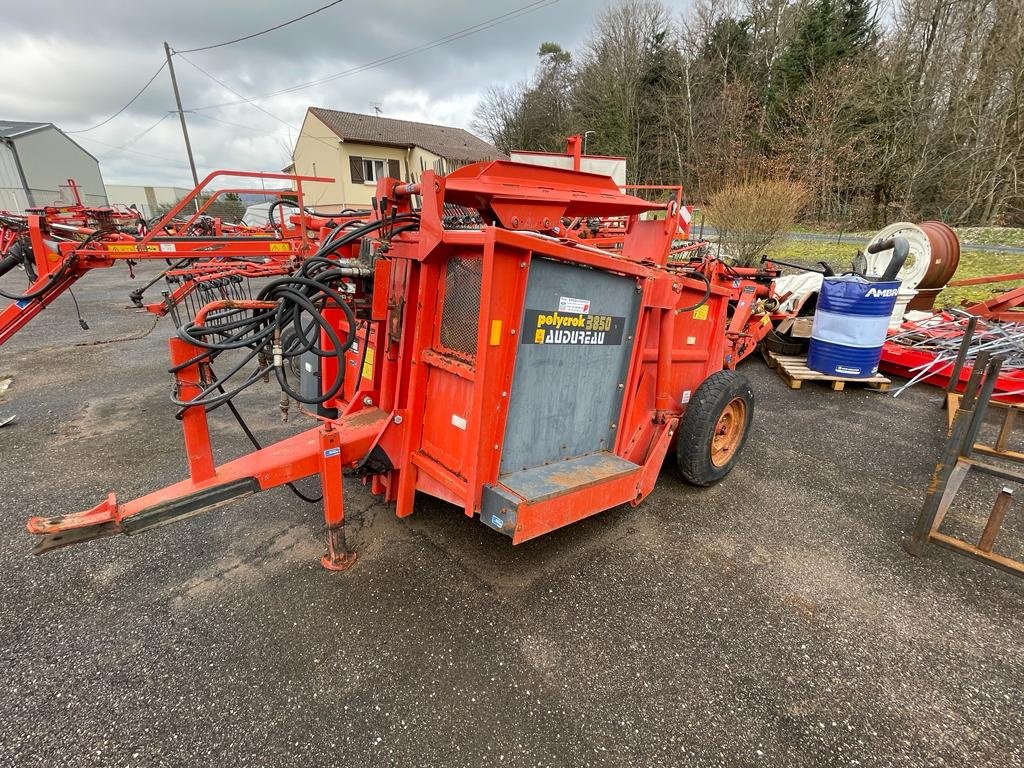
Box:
[0, 264, 1022, 767]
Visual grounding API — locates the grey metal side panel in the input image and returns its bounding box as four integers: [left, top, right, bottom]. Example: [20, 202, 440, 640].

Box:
[499, 452, 639, 503]
[0, 143, 21, 190]
[500, 258, 640, 474]
[298, 348, 321, 402]
[480, 484, 521, 538]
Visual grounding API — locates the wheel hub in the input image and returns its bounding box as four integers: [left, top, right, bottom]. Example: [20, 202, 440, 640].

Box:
[711, 397, 746, 467]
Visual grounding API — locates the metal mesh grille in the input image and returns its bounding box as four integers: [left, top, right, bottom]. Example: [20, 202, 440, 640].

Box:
[439, 256, 482, 358]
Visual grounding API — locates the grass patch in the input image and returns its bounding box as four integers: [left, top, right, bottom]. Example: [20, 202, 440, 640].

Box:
[790, 224, 1024, 248]
[764, 238, 1024, 306]
[954, 227, 1024, 249]
[939, 251, 1024, 308]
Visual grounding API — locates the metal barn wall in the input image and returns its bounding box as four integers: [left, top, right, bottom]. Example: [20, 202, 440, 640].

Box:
[0, 141, 21, 188]
[106, 185, 191, 218]
[13, 127, 107, 207]
[0, 141, 29, 211]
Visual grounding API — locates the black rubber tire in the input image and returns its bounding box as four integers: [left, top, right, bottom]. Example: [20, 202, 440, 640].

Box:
[677, 370, 754, 487]
[763, 328, 808, 356]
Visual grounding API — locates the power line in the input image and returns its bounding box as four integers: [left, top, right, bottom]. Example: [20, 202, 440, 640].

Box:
[177, 53, 300, 132]
[190, 0, 561, 112]
[67, 61, 168, 133]
[98, 112, 173, 158]
[76, 134, 193, 168]
[64, 0, 558, 177]
[176, 0, 346, 54]
[188, 111, 292, 137]
[177, 53, 341, 154]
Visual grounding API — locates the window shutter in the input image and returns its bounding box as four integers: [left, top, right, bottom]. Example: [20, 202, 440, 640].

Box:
[350, 155, 364, 183]
[388, 159, 401, 180]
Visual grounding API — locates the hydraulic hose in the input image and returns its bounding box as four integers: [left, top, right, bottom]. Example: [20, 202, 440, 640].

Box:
[267, 199, 367, 229]
[675, 270, 713, 313]
[169, 211, 419, 413]
[0, 250, 22, 280]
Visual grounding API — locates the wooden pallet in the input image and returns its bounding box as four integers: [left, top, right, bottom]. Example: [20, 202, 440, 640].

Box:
[762, 349, 891, 392]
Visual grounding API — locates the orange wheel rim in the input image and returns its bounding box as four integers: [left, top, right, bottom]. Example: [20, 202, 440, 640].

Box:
[711, 397, 747, 468]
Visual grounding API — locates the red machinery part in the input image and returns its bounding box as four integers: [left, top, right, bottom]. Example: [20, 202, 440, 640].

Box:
[917, 221, 961, 288]
[25, 161, 754, 568]
[880, 341, 1024, 403]
[0, 170, 337, 344]
[908, 221, 961, 312]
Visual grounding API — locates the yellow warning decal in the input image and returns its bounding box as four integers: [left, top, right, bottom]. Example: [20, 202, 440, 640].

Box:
[361, 347, 375, 380]
[269, 243, 291, 252]
[106, 244, 137, 253]
[692, 304, 709, 320]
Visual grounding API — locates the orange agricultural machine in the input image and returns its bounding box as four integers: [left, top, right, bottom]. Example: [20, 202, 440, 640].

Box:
[25, 160, 756, 569]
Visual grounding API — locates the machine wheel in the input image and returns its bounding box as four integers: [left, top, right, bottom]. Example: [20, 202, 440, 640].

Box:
[677, 370, 754, 487]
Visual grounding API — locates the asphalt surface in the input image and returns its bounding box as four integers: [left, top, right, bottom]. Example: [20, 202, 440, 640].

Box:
[1, 264, 1022, 767]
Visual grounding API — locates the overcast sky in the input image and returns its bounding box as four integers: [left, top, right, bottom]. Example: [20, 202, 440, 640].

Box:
[0, 0, 691, 188]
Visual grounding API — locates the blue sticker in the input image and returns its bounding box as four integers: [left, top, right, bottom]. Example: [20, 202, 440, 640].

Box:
[15, 299, 31, 309]
[323, 447, 341, 458]
[490, 514, 503, 528]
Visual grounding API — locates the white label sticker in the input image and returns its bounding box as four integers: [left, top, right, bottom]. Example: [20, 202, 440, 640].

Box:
[558, 296, 591, 314]
[304, 362, 314, 373]
[451, 414, 467, 430]
[159, 242, 176, 252]
[681, 390, 691, 404]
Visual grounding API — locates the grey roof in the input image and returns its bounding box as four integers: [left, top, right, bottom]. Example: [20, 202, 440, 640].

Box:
[0, 120, 50, 139]
[0, 120, 99, 163]
[308, 108, 504, 163]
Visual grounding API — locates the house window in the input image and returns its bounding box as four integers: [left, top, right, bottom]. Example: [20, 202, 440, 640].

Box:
[362, 158, 386, 184]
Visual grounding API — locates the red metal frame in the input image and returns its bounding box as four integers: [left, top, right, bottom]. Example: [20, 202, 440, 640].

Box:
[26, 160, 749, 567]
[0, 170, 334, 345]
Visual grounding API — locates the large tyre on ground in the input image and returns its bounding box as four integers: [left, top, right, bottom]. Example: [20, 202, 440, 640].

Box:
[677, 370, 754, 486]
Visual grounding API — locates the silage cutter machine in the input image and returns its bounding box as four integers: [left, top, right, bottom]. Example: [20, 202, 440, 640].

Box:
[27, 161, 755, 570]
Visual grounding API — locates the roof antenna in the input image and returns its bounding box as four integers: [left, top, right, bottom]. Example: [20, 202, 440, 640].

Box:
[370, 102, 383, 116]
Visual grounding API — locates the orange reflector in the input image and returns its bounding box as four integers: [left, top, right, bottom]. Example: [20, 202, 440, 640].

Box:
[489, 320, 503, 346]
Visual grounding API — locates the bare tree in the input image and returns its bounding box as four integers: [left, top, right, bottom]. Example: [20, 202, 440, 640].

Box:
[471, 83, 528, 155]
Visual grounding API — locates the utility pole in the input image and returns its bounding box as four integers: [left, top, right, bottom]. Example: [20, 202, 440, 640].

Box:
[164, 42, 199, 187]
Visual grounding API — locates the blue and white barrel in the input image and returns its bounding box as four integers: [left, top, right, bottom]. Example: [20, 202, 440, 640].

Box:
[806, 276, 900, 378]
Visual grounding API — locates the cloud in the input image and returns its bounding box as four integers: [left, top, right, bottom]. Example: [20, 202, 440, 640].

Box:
[0, 0, 690, 187]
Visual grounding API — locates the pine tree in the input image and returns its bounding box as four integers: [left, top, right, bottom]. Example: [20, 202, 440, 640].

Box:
[770, 0, 877, 108]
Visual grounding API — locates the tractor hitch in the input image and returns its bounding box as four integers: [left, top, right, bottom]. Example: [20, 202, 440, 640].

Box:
[28, 479, 261, 554]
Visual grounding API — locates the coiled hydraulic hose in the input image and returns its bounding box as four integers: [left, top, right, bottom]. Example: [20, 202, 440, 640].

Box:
[171, 214, 416, 412]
